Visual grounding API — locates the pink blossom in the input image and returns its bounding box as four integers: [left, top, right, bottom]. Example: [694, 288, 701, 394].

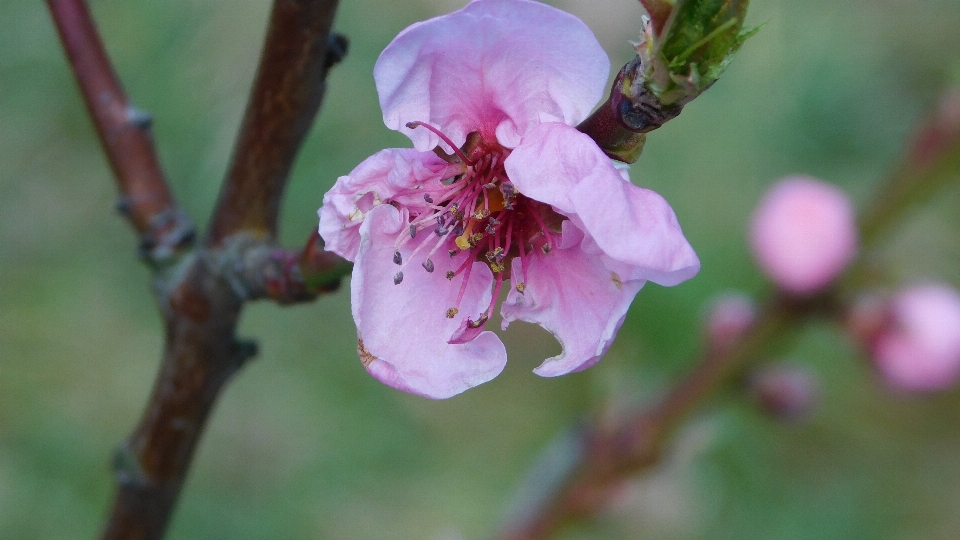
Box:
[748, 176, 857, 295]
[870, 284, 960, 392]
[703, 292, 756, 349]
[318, 0, 699, 398]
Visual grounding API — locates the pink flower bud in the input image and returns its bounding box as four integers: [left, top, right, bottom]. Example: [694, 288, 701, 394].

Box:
[748, 363, 820, 421]
[704, 292, 756, 349]
[871, 283, 960, 392]
[748, 176, 857, 295]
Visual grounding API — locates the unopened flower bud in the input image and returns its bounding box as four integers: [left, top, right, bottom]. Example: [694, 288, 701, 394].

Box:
[704, 292, 756, 349]
[748, 176, 858, 295]
[869, 283, 960, 393]
[748, 363, 820, 421]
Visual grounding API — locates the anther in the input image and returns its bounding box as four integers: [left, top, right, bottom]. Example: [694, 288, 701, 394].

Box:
[448, 249, 459, 257]
[409, 225, 417, 238]
[393, 251, 402, 265]
[468, 315, 489, 328]
[393, 272, 404, 285]
[422, 259, 435, 273]
[452, 224, 464, 237]
[435, 225, 449, 236]
[490, 262, 505, 273]
[424, 194, 434, 203]
[446, 271, 456, 280]
[516, 283, 526, 294]
[541, 244, 552, 254]
[446, 308, 459, 318]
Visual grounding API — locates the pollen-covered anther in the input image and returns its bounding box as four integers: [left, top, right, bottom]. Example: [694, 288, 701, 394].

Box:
[422, 259, 435, 273]
[516, 283, 526, 294]
[446, 308, 459, 318]
[472, 209, 490, 219]
[393, 251, 402, 265]
[468, 314, 489, 328]
[541, 244, 552, 254]
[485, 247, 504, 262]
[490, 262, 505, 273]
[393, 271, 404, 285]
[469, 233, 484, 247]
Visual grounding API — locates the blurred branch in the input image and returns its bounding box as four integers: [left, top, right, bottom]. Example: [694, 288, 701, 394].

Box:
[206, 0, 346, 245]
[497, 88, 960, 540]
[858, 89, 960, 248]
[46, 0, 195, 262]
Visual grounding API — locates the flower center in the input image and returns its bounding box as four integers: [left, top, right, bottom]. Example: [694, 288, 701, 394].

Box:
[387, 122, 563, 339]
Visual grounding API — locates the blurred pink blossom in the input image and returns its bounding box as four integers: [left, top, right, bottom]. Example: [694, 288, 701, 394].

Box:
[317, 0, 699, 398]
[703, 292, 756, 349]
[748, 363, 820, 421]
[748, 176, 857, 295]
[871, 284, 960, 392]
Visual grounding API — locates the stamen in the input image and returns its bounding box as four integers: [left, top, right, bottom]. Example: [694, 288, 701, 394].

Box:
[405, 121, 475, 166]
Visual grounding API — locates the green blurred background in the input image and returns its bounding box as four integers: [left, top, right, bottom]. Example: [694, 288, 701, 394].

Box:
[2, 0, 960, 538]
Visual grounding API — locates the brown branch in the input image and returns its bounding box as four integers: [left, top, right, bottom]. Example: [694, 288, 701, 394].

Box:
[102, 258, 252, 540]
[45, 0, 347, 538]
[206, 0, 345, 246]
[46, 0, 194, 261]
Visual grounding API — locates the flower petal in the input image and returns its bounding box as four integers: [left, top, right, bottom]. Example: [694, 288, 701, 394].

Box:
[501, 226, 646, 377]
[506, 122, 700, 286]
[352, 204, 506, 399]
[375, 0, 609, 152]
[319, 148, 453, 261]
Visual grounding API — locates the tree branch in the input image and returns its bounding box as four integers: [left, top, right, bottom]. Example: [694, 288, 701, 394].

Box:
[46, 0, 194, 262]
[102, 258, 252, 540]
[46, 0, 348, 538]
[206, 0, 345, 245]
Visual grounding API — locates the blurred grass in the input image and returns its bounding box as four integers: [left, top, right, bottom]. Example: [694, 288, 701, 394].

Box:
[1, 0, 959, 538]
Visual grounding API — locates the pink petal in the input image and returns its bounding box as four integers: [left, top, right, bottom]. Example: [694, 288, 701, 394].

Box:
[318, 148, 453, 261]
[352, 204, 506, 399]
[375, 0, 609, 152]
[501, 229, 645, 377]
[505, 122, 700, 286]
